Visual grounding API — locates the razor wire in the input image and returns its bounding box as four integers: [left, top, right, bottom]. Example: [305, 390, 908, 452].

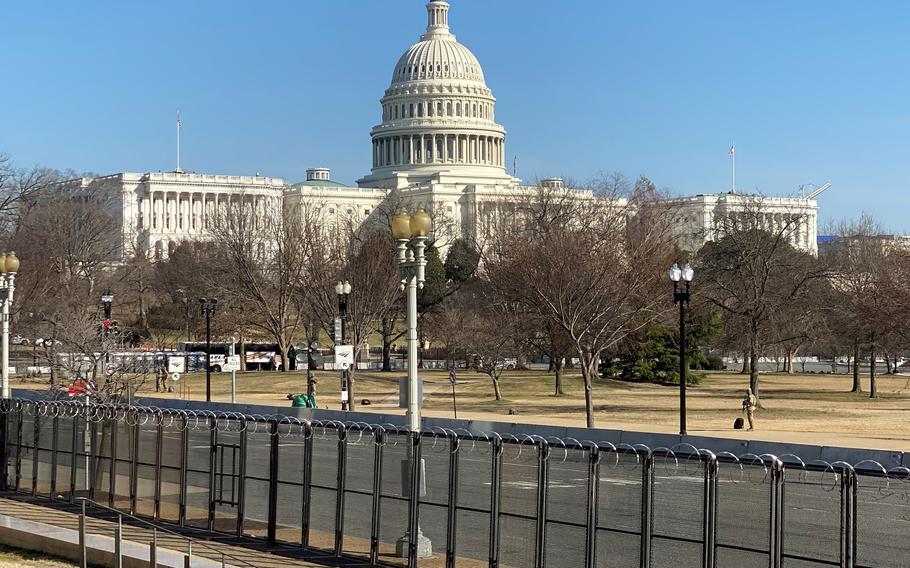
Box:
[2, 397, 905, 483]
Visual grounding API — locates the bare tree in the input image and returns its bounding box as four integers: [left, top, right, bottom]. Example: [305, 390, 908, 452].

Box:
[207, 197, 310, 371]
[697, 198, 826, 401]
[485, 176, 677, 427]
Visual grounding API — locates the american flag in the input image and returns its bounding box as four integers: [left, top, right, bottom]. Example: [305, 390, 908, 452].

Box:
[728, 144, 735, 156]
[176, 112, 181, 128]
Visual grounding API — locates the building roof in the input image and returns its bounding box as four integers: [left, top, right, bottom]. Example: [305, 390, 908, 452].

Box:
[290, 179, 349, 188]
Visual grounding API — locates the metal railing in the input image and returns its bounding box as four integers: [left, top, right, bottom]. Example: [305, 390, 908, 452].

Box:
[1, 398, 907, 568]
[74, 496, 255, 568]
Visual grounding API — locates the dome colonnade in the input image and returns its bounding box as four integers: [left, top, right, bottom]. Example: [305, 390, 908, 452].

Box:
[368, 1, 507, 176]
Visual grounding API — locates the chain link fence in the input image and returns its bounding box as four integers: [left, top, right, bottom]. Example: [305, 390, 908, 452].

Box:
[1, 398, 906, 568]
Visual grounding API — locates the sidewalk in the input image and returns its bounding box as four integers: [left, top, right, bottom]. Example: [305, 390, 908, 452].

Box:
[0, 496, 368, 567]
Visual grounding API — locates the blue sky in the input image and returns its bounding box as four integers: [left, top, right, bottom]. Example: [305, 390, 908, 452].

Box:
[1, 1, 908, 231]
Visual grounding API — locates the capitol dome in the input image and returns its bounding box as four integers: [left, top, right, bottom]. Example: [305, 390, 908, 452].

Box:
[360, 1, 509, 187]
[390, 21, 486, 86]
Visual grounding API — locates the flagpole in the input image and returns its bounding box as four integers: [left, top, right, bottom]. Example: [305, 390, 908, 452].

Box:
[176, 111, 181, 172]
[731, 141, 736, 194]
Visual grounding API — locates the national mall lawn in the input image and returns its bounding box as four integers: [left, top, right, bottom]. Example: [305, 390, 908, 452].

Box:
[18, 368, 910, 452]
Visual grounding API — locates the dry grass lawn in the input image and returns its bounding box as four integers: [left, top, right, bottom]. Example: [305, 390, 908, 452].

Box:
[0, 545, 75, 568]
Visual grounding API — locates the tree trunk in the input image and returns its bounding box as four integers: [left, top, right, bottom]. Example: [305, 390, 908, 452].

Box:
[869, 336, 877, 399]
[749, 336, 761, 402]
[382, 340, 392, 371]
[239, 330, 246, 371]
[491, 374, 502, 401]
[885, 354, 893, 375]
[380, 316, 393, 372]
[788, 348, 798, 374]
[851, 340, 861, 393]
[137, 284, 148, 332]
[580, 351, 596, 428]
[740, 352, 748, 374]
[554, 358, 565, 396]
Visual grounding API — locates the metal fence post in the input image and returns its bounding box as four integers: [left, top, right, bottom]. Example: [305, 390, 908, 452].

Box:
[840, 465, 856, 568]
[585, 445, 600, 568]
[488, 436, 503, 568]
[50, 412, 59, 498]
[31, 408, 39, 496]
[14, 407, 22, 492]
[407, 431, 424, 568]
[88, 418, 98, 500]
[334, 426, 348, 557]
[770, 458, 784, 568]
[237, 418, 248, 537]
[70, 412, 79, 503]
[178, 415, 189, 527]
[0, 402, 7, 491]
[267, 420, 279, 544]
[109, 417, 118, 507]
[79, 499, 87, 568]
[115, 514, 123, 568]
[154, 413, 163, 520]
[130, 410, 140, 515]
[207, 416, 216, 532]
[534, 441, 550, 568]
[703, 455, 718, 568]
[369, 429, 384, 565]
[149, 527, 157, 568]
[301, 423, 314, 549]
[640, 452, 653, 568]
[446, 435, 460, 568]
[16, 406, 22, 491]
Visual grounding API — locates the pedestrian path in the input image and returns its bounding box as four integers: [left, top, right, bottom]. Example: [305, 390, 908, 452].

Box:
[0, 495, 369, 567]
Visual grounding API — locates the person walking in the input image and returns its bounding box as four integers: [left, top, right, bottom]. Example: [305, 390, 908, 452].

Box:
[742, 388, 757, 431]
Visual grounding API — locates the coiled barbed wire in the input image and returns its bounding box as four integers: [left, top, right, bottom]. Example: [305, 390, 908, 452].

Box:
[3, 398, 903, 483]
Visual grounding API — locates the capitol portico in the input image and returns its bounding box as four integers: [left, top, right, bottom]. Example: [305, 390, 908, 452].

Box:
[57, 0, 824, 261]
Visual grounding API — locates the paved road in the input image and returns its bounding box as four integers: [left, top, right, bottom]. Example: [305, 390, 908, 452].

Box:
[13, 415, 910, 567]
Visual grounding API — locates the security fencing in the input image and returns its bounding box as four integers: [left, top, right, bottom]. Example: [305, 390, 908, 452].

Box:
[1, 398, 908, 568]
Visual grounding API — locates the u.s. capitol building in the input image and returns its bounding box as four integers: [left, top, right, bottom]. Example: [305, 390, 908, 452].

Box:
[60, 1, 821, 259]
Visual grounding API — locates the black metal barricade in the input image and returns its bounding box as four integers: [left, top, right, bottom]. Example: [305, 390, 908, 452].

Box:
[0, 398, 893, 568]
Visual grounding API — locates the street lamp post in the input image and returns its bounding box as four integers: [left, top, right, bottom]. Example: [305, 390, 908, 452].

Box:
[391, 209, 430, 431]
[391, 208, 432, 558]
[335, 281, 352, 410]
[101, 291, 114, 367]
[0, 252, 20, 399]
[669, 263, 694, 436]
[200, 298, 218, 402]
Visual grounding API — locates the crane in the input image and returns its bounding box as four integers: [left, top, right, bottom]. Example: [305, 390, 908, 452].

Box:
[799, 182, 832, 200]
